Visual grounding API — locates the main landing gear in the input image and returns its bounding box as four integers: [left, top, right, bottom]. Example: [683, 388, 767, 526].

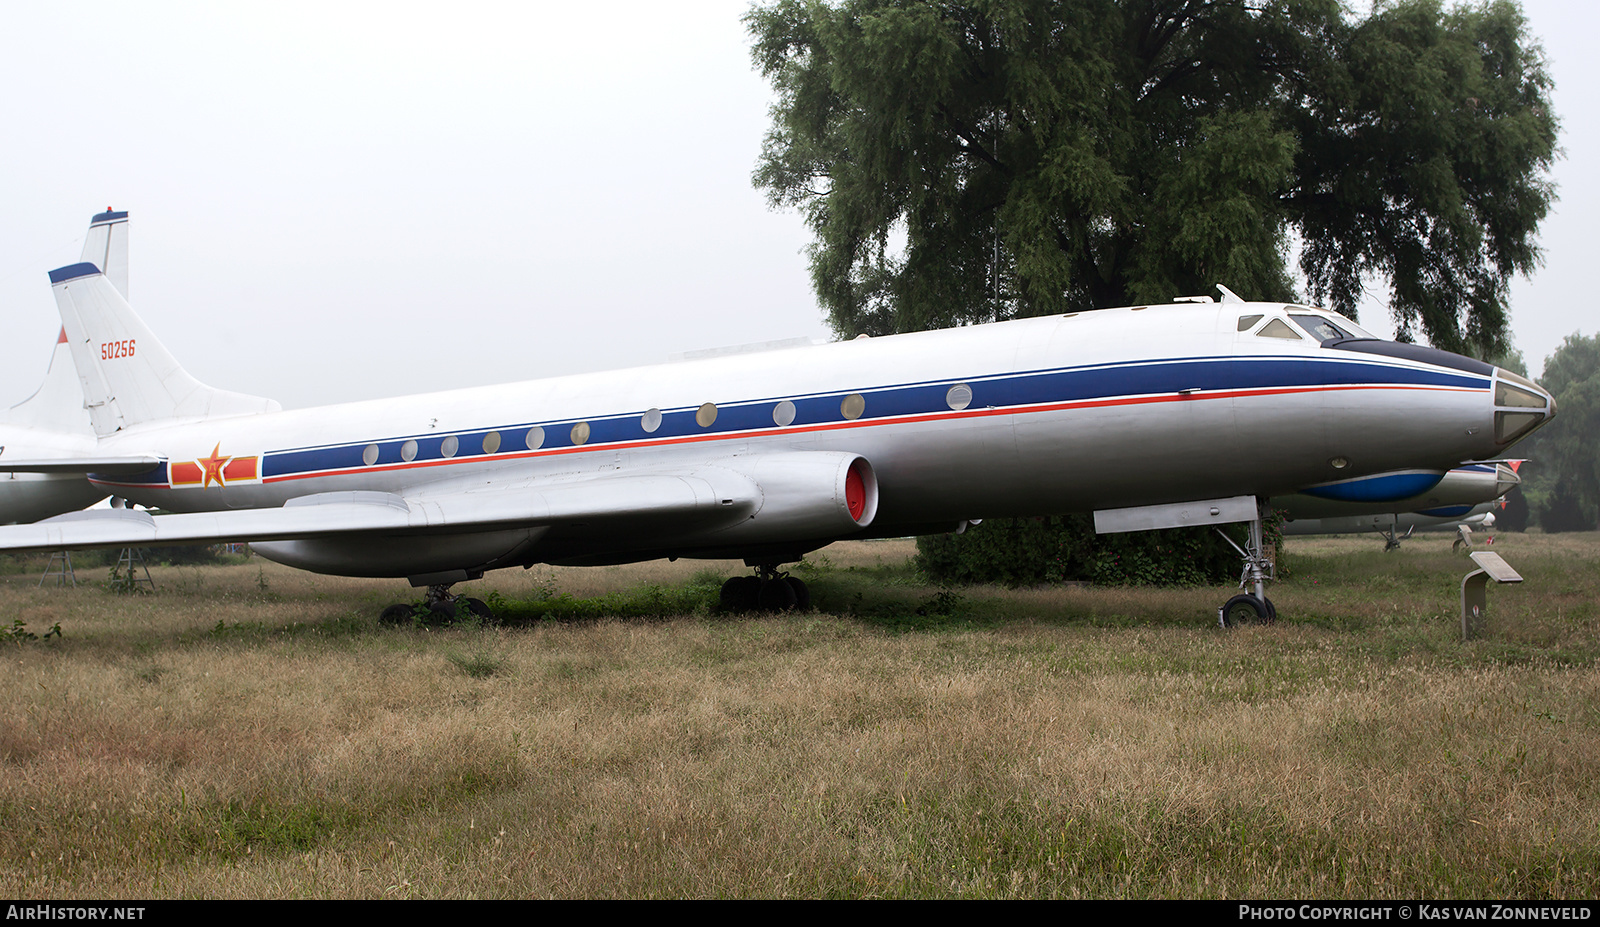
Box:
[718, 563, 810, 613]
[1215, 507, 1277, 628]
[379, 583, 494, 624]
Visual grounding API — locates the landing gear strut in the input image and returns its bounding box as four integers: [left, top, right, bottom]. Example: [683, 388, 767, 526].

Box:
[379, 583, 494, 624]
[1215, 505, 1276, 628]
[1376, 519, 1412, 552]
[718, 563, 810, 613]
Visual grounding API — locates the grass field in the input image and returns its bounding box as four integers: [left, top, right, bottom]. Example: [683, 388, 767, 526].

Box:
[1, 532, 1596, 898]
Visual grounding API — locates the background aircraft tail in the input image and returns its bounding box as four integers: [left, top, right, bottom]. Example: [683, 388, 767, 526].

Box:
[80, 209, 129, 301]
[0, 209, 134, 433]
[49, 263, 280, 436]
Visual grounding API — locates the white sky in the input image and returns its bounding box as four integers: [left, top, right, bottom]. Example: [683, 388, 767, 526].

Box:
[0, 0, 1592, 410]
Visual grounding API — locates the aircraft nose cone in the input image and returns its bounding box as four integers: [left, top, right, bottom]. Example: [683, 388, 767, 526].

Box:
[1492, 368, 1556, 447]
[1495, 462, 1520, 495]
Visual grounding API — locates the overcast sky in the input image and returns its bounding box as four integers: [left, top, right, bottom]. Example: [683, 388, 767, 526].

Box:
[0, 1, 1592, 411]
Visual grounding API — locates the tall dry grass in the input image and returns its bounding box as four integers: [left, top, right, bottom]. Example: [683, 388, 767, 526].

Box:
[0, 533, 1595, 897]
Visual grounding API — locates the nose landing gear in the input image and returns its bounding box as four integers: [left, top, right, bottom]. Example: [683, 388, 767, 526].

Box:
[1378, 520, 1413, 552]
[1216, 509, 1277, 628]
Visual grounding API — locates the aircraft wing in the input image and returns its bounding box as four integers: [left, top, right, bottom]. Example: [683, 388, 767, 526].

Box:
[0, 450, 876, 570]
[0, 468, 763, 555]
[0, 456, 163, 475]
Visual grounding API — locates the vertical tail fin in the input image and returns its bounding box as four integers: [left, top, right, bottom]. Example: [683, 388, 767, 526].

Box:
[2, 209, 136, 433]
[79, 209, 129, 301]
[48, 263, 280, 436]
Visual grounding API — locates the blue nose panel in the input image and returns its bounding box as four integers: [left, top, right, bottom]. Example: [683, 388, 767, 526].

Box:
[1300, 470, 1447, 503]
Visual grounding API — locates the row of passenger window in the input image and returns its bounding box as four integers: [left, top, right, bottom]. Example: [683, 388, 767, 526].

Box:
[356, 383, 976, 466]
[360, 428, 528, 465]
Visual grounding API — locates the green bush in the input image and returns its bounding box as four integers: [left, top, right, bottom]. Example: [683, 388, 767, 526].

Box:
[915, 515, 1251, 587]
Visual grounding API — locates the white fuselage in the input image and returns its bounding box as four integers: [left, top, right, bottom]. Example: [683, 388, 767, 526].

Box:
[76, 300, 1524, 570]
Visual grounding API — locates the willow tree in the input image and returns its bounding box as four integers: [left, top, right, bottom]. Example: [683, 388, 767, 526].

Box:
[748, 0, 1557, 357]
[1522, 333, 1600, 531]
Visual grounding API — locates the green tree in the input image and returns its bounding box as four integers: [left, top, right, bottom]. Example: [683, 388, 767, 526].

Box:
[748, 0, 1557, 357]
[1521, 333, 1600, 532]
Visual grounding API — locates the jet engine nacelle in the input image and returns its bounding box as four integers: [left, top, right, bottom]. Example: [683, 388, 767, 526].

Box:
[251, 452, 878, 578]
[692, 451, 878, 545]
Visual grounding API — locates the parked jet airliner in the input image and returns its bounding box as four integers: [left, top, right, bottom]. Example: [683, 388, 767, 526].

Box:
[0, 260, 1557, 625]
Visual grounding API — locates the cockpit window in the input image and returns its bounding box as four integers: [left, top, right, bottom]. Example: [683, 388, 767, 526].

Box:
[1256, 318, 1303, 340]
[1236, 314, 1264, 332]
[1289, 313, 1354, 344]
[1495, 381, 1547, 409]
[1323, 311, 1374, 339]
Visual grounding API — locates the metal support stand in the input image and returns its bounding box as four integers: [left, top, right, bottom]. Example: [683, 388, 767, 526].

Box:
[39, 551, 77, 587]
[1377, 516, 1412, 552]
[114, 548, 156, 592]
[1461, 551, 1522, 640]
[1452, 524, 1475, 553]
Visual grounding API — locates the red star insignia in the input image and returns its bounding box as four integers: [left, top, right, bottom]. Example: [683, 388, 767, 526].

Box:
[197, 443, 233, 489]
